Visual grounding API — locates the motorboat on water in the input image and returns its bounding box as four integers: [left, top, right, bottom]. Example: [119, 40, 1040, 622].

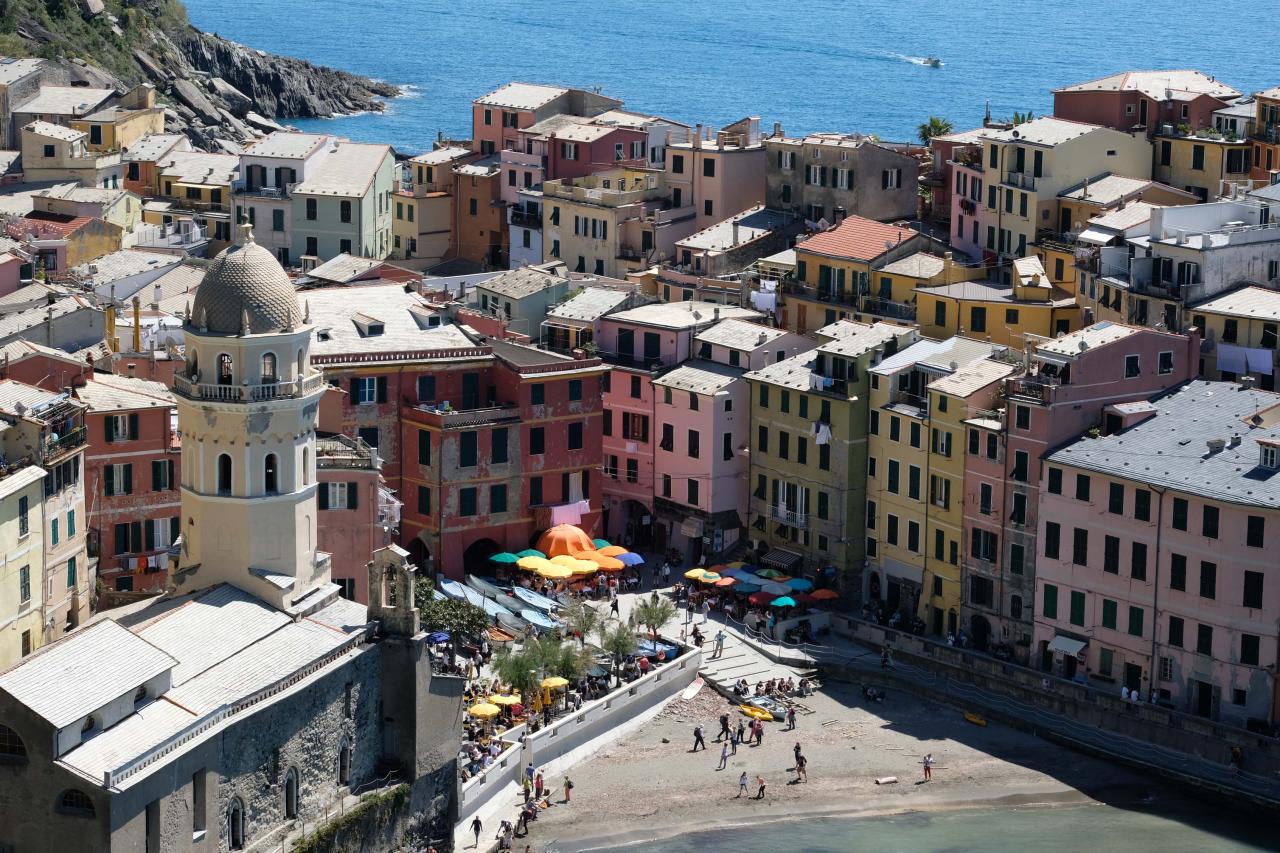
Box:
[924, 56, 942, 67]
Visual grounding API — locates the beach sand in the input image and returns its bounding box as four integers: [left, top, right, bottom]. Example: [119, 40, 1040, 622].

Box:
[504, 679, 1154, 852]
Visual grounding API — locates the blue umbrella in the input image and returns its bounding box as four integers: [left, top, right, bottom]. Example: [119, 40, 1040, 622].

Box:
[427, 631, 450, 644]
[618, 552, 645, 566]
[770, 596, 797, 608]
[734, 581, 762, 594]
[786, 578, 814, 591]
[723, 568, 752, 578]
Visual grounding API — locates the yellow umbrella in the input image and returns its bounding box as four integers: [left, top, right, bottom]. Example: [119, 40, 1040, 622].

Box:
[598, 545, 628, 557]
[684, 568, 707, 580]
[541, 676, 569, 689]
[536, 565, 574, 580]
[518, 555, 555, 572]
[698, 572, 722, 584]
[489, 694, 521, 705]
[570, 561, 598, 576]
[551, 555, 582, 568]
[469, 703, 501, 718]
[575, 551, 625, 571]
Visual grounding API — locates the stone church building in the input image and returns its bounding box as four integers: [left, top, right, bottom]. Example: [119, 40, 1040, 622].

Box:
[0, 226, 464, 852]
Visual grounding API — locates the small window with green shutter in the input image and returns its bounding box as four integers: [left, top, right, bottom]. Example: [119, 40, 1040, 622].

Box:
[459, 487, 477, 517]
[1069, 590, 1085, 626]
[1102, 599, 1117, 630]
[1042, 583, 1058, 619]
[66, 556, 76, 590]
[1128, 606, 1144, 637]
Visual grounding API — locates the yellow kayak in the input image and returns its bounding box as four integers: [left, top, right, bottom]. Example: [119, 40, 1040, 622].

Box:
[739, 705, 774, 722]
[964, 711, 987, 727]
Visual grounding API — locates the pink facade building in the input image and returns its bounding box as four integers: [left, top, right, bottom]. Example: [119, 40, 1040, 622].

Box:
[1034, 380, 1280, 726]
[665, 119, 768, 230]
[596, 301, 762, 547]
[1052, 70, 1239, 137]
[947, 144, 986, 259]
[471, 82, 621, 157]
[962, 323, 1198, 661]
[315, 433, 395, 602]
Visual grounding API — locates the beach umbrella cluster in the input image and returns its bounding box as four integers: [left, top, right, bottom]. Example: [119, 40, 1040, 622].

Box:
[686, 563, 838, 609]
[493, 526, 646, 580]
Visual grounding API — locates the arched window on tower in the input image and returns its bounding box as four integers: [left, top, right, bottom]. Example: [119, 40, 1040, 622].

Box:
[301, 448, 310, 486]
[228, 797, 245, 849]
[264, 454, 279, 495]
[296, 349, 305, 378]
[217, 353, 234, 386]
[283, 767, 299, 819]
[217, 454, 232, 496]
[261, 352, 278, 384]
[188, 349, 199, 380]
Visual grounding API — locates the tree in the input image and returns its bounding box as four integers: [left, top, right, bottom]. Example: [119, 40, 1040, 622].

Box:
[598, 622, 638, 686]
[630, 593, 676, 640]
[1010, 110, 1034, 126]
[419, 598, 489, 641]
[562, 596, 602, 646]
[916, 115, 954, 145]
[492, 645, 541, 697]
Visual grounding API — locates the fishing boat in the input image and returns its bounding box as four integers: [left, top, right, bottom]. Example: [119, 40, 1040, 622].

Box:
[466, 574, 512, 603]
[511, 585, 561, 614]
[924, 56, 942, 68]
[439, 579, 527, 631]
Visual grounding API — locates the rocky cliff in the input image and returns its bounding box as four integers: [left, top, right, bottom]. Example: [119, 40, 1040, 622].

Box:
[0, 0, 398, 150]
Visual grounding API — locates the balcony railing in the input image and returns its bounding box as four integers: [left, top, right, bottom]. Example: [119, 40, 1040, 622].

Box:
[860, 296, 916, 322]
[770, 506, 808, 528]
[42, 426, 86, 461]
[1003, 171, 1036, 191]
[510, 209, 541, 228]
[1006, 376, 1058, 403]
[890, 389, 928, 411]
[236, 182, 298, 200]
[174, 373, 327, 402]
[413, 403, 521, 429]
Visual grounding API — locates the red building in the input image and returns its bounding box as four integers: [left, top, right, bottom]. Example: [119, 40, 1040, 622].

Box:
[73, 373, 180, 592]
[1053, 70, 1239, 137]
[315, 432, 397, 602]
[305, 283, 605, 579]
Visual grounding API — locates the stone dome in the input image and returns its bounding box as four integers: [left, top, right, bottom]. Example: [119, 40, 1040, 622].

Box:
[190, 226, 300, 335]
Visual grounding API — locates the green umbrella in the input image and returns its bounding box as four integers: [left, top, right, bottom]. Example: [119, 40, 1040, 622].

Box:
[489, 552, 520, 564]
[592, 538, 611, 549]
[770, 595, 797, 608]
[517, 548, 546, 559]
[755, 568, 785, 579]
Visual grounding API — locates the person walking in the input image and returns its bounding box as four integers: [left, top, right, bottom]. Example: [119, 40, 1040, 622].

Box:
[755, 775, 767, 799]
[662, 561, 672, 587]
[717, 712, 731, 742]
[713, 629, 726, 659]
[729, 727, 739, 755]
[796, 752, 808, 783]
[534, 768, 544, 799]
[718, 740, 730, 771]
[755, 719, 765, 747]
[692, 723, 707, 752]
[521, 773, 532, 802]
[737, 771, 750, 797]
[793, 741, 802, 766]
[922, 753, 933, 782]
[701, 598, 711, 624]
[470, 816, 483, 848]
[610, 595, 620, 617]
[563, 775, 574, 802]
[786, 706, 797, 731]
[736, 718, 746, 745]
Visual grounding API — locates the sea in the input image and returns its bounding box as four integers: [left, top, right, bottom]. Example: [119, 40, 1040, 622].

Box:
[183, 0, 1278, 156]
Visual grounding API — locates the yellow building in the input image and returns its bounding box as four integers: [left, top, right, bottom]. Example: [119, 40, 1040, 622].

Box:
[1189, 285, 1280, 391]
[19, 121, 123, 188]
[915, 256, 1080, 347]
[146, 151, 240, 253]
[919, 359, 1015, 634]
[783, 214, 930, 333]
[979, 117, 1150, 260]
[866, 250, 982, 323]
[69, 87, 165, 153]
[865, 336, 1001, 626]
[0, 466, 46, 669]
[1153, 131, 1253, 202]
[394, 146, 471, 267]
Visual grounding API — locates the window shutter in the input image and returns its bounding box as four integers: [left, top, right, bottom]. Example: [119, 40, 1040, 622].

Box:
[105, 465, 114, 496]
[895, 168, 902, 187]
[601, 221, 607, 240]
[376, 376, 388, 404]
[804, 164, 811, 184]
[145, 521, 155, 551]
[123, 464, 133, 495]
[318, 484, 330, 510]
[104, 416, 115, 443]
[152, 460, 162, 491]
[114, 523, 128, 555]
[349, 377, 359, 402]
[128, 413, 139, 440]
[347, 482, 359, 510]
[882, 170, 889, 190]
[130, 521, 142, 552]
[776, 150, 782, 168]
[170, 516, 180, 543]
[168, 460, 175, 490]
[820, 166, 827, 186]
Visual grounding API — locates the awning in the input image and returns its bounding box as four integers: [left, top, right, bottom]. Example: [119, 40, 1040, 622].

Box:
[679, 517, 704, 538]
[1076, 226, 1115, 245]
[762, 548, 803, 571]
[1048, 635, 1087, 657]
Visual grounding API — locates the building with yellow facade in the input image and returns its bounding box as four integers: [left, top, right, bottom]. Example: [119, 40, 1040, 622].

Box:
[69, 85, 165, 153]
[146, 150, 240, 253]
[394, 146, 471, 268]
[19, 121, 123, 188]
[915, 256, 1080, 347]
[1190, 285, 1280, 391]
[0, 466, 46, 669]
[1153, 129, 1253, 202]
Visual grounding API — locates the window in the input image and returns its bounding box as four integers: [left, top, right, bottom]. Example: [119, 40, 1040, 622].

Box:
[1011, 450, 1028, 482]
[263, 454, 279, 494]
[910, 422, 921, 449]
[778, 431, 789, 460]
[460, 431, 478, 467]
[491, 428, 508, 464]
[56, 789, 95, 817]
[630, 375, 642, 399]
[1102, 535, 1119, 573]
[757, 425, 769, 454]
[529, 427, 545, 455]
[1108, 482, 1124, 514]
[1075, 474, 1090, 502]
[1069, 590, 1085, 626]
[1191, 144, 1205, 171]
[723, 432, 734, 463]
[969, 306, 986, 333]
[1243, 570, 1264, 609]
[1102, 598, 1117, 630]
[105, 412, 139, 442]
[1072, 528, 1089, 566]
[908, 465, 921, 500]
[971, 529, 997, 561]
[969, 576, 994, 607]
[886, 514, 899, 546]
[1196, 624, 1213, 655]
[1009, 543, 1025, 575]
[703, 157, 716, 177]
[490, 484, 508, 514]
[889, 416, 900, 442]
[1134, 489, 1151, 521]
[1199, 561, 1216, 599]
[625, 459, 637, 484]
[1202, 505, 1219, 539]
[687, 478, 699, 505]
[1241, 633, 1260, 666]
[1011, 492, 1027, 524]
[671, 154, 684, 174]
[568, 422, 584, 451]
[305, 198, 317, 220]
[622, 413, 648, 442]
[1127, 541, 1147, 581]
[1044, 521, 1060, 559]
[459, 487, 477, 516]
[1172, 498, 1188, 531]
[1167, 615, 1184, 648]
[907, 521, 920, 553]
[216, 455, 231, 495]
[50, 518, 58, 546]
[979, 483, 993, 515]
[887, 460, 900, 494]
[1047, 467, 1062, 495]
[1169, 553, 1187, 591]
[416, 485, 431, 515]
[1127, 606, 1144, 637]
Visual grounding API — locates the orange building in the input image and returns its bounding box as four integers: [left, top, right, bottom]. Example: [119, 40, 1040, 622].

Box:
[1251, 87, 1280, 184]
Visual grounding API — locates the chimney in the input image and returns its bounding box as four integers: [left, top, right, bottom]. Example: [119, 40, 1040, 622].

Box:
[151, 283, 162, 310]
[126, 362, 137, 378]
[1229, 433, 1242, 448]
[773, 121, 782, 138]
[1206, 437, 1226, 454]
[713, 306, 721, 321]
[693, 124, 703, 150]
[732, 221, 740, 245]
[1239, 375, 1257, 391]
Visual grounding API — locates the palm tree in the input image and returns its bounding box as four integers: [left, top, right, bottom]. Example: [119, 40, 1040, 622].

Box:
[630, 592, 677, 640]
[492, 645, 540, 698]
[916, 115, 954, 145]
[562, 596, 602, 646]
[597, 622, 637, 687]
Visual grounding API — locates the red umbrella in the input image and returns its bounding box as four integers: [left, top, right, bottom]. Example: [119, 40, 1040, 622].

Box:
[790, 592, 817, 606]
[747, 591, 774, 606]
[810, 589, 839, 601]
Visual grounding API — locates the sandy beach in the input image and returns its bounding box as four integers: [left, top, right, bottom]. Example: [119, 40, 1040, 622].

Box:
[496, 677, 1155, 852]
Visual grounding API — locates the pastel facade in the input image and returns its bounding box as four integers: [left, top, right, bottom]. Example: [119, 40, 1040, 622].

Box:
[399, 146, 471, 267]
[1153, 131, 1253, 202]
[665, 118, 767, 230]
[471, 82, 622, 157]
[1189, 286, 1280, 391]
[292, 142, 396, 263]
[765, 132, 921, 223]
[20, 121, 122, 188]
[1052, 70, 1240, 139]
[0, 466, 46, 669]
[235, 132, 335, 267]
[1249, 87, 1280, 183]
[915, 256, 1080, 346]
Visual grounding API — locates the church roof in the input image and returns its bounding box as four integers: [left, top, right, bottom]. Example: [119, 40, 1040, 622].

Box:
[190, 226, 300, 335]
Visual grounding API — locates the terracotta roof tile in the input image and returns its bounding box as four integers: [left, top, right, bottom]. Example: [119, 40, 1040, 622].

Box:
[795, 215, 917, 262]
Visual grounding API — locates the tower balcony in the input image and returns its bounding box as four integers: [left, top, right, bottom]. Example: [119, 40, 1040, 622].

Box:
[174, 372, 327, 402]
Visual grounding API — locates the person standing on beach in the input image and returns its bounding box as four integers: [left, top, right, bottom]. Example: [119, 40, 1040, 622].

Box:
[793, 741, 802, 766]
[563, 775, 574, 802]
[470, 816, 483, 848]
[717, 712, 731, 742]
[534, 768, 544, 799]
[922, 753, 934, 782]
[713, 629, 726, 658]
[610, 595, 620, 617]
[718, 740, 730, 770]
[755, 775, 767, 799]
[796, 753, 808, 783]
[737, 771, 749, 797]
[786, 706, 797, 730]
[730, 726, 739, 755]
[736, 718, 746, 745]
[693, 723, 707, 752]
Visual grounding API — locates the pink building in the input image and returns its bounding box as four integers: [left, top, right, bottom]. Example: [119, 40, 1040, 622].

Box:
[471, 82, 622, 157]
[315, 433, 395, 602]
[665, 118, 768, 229]
[929, 128, 985, 227]
[1052, 70, 1239, 138]
[650, 320, 813, 562]
[596, 301, 763, 547]
[1034, 379, 1280, 726]
[947, 144, 986, 259]
[963, 323, 1197, 661]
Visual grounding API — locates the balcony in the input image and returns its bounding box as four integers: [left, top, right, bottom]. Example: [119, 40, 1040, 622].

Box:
[315, 434, 378, 469]
[770, 506, 808, 528]
[174, 373, 327, 402]
[413, 403, 521, 429]
[42, 426, 87, 462]
[1252, 123, 1278, 144]
[133, 221, 207, 252]
[1006, 376, 1059, 404]
[599, 351, 668, 373]
[510, 209, 541, 228]
[860, 296, 916, 322]
[168, 198, 230, 214]
[236, 182, 298, 200]
[890, 388, 928, 413]
[1003, 171, 1036, 191]
[617, 246, 648, 262]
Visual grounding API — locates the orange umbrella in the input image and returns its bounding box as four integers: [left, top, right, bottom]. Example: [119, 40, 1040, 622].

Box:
[598, 545, 628, 557]
[714, 576, 737, 587]
[536, 524, 595, 558]
[810, 589, 839, 601]
[574, 551, 625, 571]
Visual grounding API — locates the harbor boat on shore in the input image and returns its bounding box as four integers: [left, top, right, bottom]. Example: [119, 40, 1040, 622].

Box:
[466, 574, 512, 603]
[512, 585, 562, 614]
[440, 579, 528, 632]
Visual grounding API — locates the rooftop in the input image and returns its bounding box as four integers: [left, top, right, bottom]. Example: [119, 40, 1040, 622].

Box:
[872, 336, 998, 376]
[0, 293, 94, 344]
[453, 155, 501, 178]
[1054, 70, 1240, 102]
[928, 358, 1017, 398]
[0, 57, 43, 85]
[0, 339, 85, 370]
[476, 264, 569, 300]
[1036, 321, 1141, 357]
[1046, 380, 1280, 508]
[475, 82, 570, 110]
[816, 321, 910, 360]
[980, 116, 1108, 147]
[122, 133, 188, 163]
[243, 132, 330, 160]
[409, 146, 472, 166]
[605, 300, 761, 330]
[795, 215, 918, 262]
[1085, 201, 1159, 235]
[74, 249, 179, 286]
[695, 318, 788, 351]
[157, 150, 240, 186]
[1059, 174, 1158, 205]
[23, 120, 83, 142]
[917, 278, 1072, 306]
[306, 253, 385, 284]
[75, 374, 175, 412]
[293, 142, 390, 197]
[1192, 285, 1280, 321]
[652, 359, 742, 394]
[877, 251, 945, 279]
[546, 287, 633, 323]
[934, 127, 989, 145]
[676, 205, 793, 252]
[15, 86, 113, 117]
[306, 284, 475, 361]
[488, 337, 591, 370]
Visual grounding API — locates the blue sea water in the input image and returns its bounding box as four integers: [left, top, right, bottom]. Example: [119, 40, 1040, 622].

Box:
[185, 0, 1276, 156]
